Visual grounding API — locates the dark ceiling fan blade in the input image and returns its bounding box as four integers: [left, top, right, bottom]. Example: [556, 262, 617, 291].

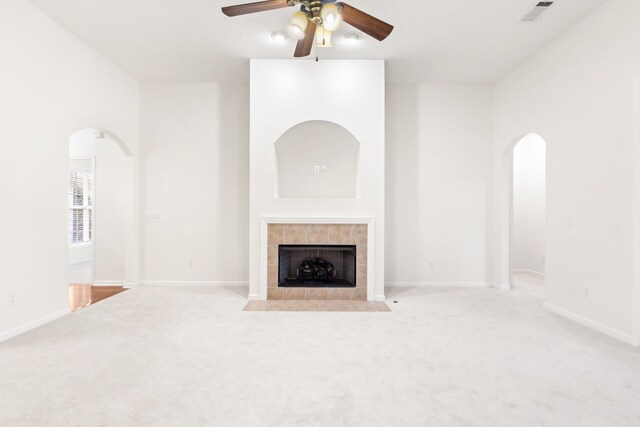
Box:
[222, 0, 291, 17]
[294, 21, 317, 58]
[336, 2, 393, 41]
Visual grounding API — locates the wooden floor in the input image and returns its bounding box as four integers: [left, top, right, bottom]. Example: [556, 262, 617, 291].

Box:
[69, 284, 127, 312]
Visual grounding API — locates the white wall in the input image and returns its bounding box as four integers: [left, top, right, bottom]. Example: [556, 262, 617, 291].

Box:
[0, 0, 139, 340]
[139, 80, 493, 293]
[70, 130, 132, 284]
[250, 60, 386, 300]
[140, 83, 249, 283]
[386, 84, 493, 285]
[490, 0, 640, 343]
[512, 134, 546, 274]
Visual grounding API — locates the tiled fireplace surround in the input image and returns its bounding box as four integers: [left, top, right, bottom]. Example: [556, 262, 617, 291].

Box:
[267, 224, 368, 301]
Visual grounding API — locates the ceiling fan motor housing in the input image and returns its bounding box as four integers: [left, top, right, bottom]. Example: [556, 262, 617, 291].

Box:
[309, 0, 323, 15]
[289, 0, 342, 26]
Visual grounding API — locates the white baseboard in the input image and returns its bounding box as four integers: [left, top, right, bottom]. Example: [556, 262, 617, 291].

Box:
[513, 269, 546, 278]
[497, 283, 512, 291]
[140, 281, 249, 287]
[543, 302, 636, 346]
[248, 293, 261, 301]
[374, 294, 386, 302]
[385, 282, 489, 288]
[141, 281, 486, 289]
[0, 309, 70, 343]
[93, 280, 125, 286]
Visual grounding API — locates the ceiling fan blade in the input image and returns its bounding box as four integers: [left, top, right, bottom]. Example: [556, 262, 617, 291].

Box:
[336, 2, 394, 41]
[222, 0, 291, 17]
[294, 21, 317, 58]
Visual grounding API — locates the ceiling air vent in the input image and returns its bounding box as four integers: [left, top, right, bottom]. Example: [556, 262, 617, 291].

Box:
[521, 1, 554, 22]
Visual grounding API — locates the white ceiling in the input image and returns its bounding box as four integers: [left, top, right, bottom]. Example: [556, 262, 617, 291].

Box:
[28, 0, 609, 84]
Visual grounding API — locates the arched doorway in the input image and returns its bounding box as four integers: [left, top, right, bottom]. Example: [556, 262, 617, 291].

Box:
[68, 128, 133, 310]
[500, 133, 547, 297]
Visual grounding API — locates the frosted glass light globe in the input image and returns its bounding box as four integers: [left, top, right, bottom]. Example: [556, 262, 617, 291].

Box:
[287, 11, 309, 40]
[321, 3, 342, 31]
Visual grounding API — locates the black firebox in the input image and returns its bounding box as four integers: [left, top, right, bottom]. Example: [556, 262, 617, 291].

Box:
[278, 245, 357, 288]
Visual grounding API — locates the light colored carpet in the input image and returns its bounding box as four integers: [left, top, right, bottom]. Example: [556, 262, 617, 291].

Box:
[244, 300, 391, 312]
[1, 284, 640, 426]
[513, 270, 546, 300]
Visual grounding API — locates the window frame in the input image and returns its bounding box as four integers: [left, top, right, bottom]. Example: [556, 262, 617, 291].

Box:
[69, 157, 96, 248]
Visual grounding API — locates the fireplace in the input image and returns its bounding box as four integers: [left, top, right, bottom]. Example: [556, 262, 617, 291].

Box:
[278, 245, 356, 288]
[265, 223, 369, 301]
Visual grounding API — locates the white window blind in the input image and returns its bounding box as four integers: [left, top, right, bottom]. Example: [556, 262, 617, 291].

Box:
[68, 167, 93, 245]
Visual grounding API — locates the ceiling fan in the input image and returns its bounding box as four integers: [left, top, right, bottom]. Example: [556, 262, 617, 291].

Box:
[221, 0, 394, 58]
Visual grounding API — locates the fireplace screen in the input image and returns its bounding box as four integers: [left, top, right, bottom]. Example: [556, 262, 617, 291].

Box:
[278, 245, 356, 288]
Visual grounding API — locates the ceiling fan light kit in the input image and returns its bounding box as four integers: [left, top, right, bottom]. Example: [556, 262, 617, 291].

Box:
[222, 0, 393, 57]
[320, 3, 342, 31]
[287, 11, 308, 39]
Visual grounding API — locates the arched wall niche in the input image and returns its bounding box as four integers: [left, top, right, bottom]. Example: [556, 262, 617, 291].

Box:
[274, 120, 360, 199]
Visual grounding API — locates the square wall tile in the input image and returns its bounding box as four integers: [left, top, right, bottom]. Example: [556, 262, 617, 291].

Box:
[351, 288, 367, 301]
[356, 265, 367, 288]
[306, 288, 328, 300]
[268, 264, 279, 288]
[308, 225, 329, 244]
[356, 246, 367, 266]
[283, 224, 307, 244]
[268, 224, 283, 245]
[267, 288, 284, 300]
[328, 225, 350, 244]
[328, 288, 351, 301]
[284, 288, 306, 300]
[350, 224, 367, 245]
[268, 245, 278, 265]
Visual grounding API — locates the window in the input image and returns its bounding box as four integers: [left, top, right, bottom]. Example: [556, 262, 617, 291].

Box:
[68, 164, 93, 245]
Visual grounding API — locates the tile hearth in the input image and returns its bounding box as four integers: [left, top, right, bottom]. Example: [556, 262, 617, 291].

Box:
[267, 224, 368, 301]
[243, 300, 390, 312]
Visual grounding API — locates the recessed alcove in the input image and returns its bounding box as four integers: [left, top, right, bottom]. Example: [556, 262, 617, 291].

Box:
[274, 120, 360, 199]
